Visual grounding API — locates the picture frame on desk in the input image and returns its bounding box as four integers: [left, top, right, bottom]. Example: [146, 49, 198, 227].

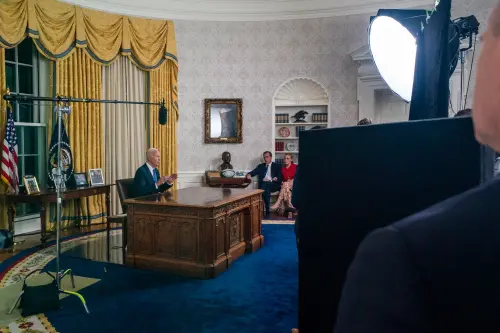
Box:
[73, 172, 89, 187]
[23, 175, 40, 195]
[88, 168, 104, 186]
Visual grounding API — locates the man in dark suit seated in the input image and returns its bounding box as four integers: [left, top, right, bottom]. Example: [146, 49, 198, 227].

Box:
[246, 151, 282, 218]
[335, 7, 500, 333]
[133, 148, 177, 198]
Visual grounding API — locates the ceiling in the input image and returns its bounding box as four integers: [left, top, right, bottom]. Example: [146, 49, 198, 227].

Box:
[61, 0, 434, 21]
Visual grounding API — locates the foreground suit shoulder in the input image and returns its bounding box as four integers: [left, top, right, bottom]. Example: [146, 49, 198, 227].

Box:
[334, 227, 427, 333]
[336, 178, 500, 333]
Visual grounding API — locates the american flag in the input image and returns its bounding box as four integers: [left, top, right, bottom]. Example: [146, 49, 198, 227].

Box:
[1, 106, 19, 194]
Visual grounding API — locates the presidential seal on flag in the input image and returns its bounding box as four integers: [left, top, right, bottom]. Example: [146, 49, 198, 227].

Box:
[47, 119, 73, 188]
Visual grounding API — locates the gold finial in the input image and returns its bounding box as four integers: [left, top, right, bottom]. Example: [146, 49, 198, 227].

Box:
[5, 87, 11, 108]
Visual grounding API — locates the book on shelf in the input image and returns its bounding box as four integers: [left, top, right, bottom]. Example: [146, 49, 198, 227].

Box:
[312, 113, 328, 123]
[275, 141, 285, 152]
[296, 126, 306, 137]
[275, 158, 284, 165]
[275, 113, 289, 124]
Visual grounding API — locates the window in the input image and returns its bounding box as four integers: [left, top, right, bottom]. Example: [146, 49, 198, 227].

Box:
[5, 39, 47, 219]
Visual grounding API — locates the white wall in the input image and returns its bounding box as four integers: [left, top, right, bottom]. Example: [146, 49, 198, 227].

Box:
[175, 15, 370, 173]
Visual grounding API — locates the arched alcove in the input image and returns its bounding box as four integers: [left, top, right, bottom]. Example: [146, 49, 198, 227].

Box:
[272, 77, 329, 163]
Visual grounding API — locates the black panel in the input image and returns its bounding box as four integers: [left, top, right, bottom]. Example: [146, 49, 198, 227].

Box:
[298, 117, 488, 333]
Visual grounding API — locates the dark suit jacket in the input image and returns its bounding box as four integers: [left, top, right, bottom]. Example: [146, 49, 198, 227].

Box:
[133, 163, 172, 198]
[247, 162, 282, 188]
[334, 177, 500, 333]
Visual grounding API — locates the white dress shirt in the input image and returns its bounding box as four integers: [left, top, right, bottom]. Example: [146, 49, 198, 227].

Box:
[265, 163, 272, 180]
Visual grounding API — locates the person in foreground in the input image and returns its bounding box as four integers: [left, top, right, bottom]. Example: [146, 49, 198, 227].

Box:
[133, 148, 177, 198]
[334, 5, 500, 333]
[246, 151, 282, 218]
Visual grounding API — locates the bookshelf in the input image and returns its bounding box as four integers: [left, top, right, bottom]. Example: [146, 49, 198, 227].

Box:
[272, 78, 329, 165]
[274, 105, 328, 164]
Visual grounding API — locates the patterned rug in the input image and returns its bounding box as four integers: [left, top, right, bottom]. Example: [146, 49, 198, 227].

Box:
[0, 219, 296, 333]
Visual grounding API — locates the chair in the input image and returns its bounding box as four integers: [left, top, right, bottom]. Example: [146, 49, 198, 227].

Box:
[106, 178, 134, 263]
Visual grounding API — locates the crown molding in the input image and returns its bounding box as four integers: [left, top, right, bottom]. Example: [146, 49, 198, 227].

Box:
[60, 0, 435, 21]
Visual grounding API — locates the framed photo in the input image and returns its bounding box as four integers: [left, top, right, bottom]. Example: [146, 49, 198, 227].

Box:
[204, 98, 243, 144]
[23, 175, 40, 195]
[88, 168, 104, 186]
[73, 172, 89, 187]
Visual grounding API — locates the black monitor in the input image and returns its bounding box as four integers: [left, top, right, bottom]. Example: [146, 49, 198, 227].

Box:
[297, 116, 494, 333]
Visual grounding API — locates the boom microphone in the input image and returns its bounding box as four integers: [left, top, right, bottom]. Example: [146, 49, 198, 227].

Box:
[159, 103, 168, 125]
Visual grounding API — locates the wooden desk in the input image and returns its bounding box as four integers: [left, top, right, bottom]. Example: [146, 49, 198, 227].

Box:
[125, 187, 264, 278]
[2, 184, 113, 247]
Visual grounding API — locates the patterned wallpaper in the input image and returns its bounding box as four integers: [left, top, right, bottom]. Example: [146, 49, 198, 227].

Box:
[175, 0, 495, 172]
[175, 15, 369, 171]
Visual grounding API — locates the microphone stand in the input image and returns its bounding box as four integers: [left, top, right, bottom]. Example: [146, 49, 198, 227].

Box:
[3, 91, 167, 316]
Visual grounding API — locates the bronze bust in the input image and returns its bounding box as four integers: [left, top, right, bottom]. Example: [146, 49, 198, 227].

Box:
[220, 151, 233, 170]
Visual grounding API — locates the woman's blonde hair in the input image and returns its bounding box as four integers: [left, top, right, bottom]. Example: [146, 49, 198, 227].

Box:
[284, 153, 293, 161]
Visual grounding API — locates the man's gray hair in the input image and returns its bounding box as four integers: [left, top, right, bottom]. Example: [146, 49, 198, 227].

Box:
[146, 148, 159, 159]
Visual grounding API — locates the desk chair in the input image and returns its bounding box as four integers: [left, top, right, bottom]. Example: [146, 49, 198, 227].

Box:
[106, 178, 134, 263]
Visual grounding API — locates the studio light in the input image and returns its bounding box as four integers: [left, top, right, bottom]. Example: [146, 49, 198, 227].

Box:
[369, 10, 427, 102]
[369, 9, 476, 104]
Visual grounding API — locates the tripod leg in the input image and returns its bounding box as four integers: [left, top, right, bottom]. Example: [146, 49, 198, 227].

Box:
[61, 290, 90, 314]
[59, 269, 76, 289]
[8, 291, 24, 315]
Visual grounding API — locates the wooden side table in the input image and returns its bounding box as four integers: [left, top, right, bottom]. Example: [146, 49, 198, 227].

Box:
[205, 171, 251, 188]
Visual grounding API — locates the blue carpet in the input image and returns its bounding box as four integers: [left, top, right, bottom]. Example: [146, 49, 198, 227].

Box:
[43, 224, 298, 333]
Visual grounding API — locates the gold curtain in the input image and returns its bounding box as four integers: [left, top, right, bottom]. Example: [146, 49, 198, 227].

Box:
[0, 48, 7, 230]
[53, 49, 105, 228]
[149, 60, 178, 184]
[0, 0, 179, 229]
[0, 0, 178, 70]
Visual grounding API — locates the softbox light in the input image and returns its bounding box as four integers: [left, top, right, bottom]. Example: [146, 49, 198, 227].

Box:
[369, 9, 460, 103]
[369, 10, 427, 102]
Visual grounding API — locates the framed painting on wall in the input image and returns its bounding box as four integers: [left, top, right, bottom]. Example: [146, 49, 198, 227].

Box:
[204, 98, 243, 144]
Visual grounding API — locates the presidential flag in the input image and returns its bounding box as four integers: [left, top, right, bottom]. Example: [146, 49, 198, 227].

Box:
[47, 117, 73, 188]
[1, 105, 19, 194]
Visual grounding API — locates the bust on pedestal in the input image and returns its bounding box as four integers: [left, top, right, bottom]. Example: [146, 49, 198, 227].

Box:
[220, 151, 233, 171]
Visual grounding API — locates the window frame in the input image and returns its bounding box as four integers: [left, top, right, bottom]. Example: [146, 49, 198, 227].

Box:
[5, 40, 47, 223]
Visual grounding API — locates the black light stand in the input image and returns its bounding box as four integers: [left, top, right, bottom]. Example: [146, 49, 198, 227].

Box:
[453, 15, 480, 110]
[3, 91, 166, 315]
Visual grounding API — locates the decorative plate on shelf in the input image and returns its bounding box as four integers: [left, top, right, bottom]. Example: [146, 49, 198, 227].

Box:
[286, 142, 298, 151]
[279, 127, 290, 138]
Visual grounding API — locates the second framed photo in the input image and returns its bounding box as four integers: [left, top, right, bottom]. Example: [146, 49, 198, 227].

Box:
[73, 172, 89, 187]
[88, 168, 104, 186]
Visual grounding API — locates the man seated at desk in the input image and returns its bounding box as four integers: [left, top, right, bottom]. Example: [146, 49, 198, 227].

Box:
[246, 151, 282, 218]
[133, 148, 177, 198]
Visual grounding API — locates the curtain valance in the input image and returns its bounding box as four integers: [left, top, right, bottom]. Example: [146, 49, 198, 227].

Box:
[0, 0, 177, 70]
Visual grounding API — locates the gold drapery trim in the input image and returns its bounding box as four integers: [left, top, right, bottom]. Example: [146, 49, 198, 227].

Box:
[54, 48, 105, 227]
[149, 61, 178, 187]
[0, 0, 178, 70]
[0, 48, 7, 230]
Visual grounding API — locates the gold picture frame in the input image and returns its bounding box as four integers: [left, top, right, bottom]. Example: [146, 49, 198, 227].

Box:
[23, 175, 40, 195]
[204, 98, 243, 144]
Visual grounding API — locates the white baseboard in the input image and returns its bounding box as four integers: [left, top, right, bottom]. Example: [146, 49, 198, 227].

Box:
[177, 171, 258, 189]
